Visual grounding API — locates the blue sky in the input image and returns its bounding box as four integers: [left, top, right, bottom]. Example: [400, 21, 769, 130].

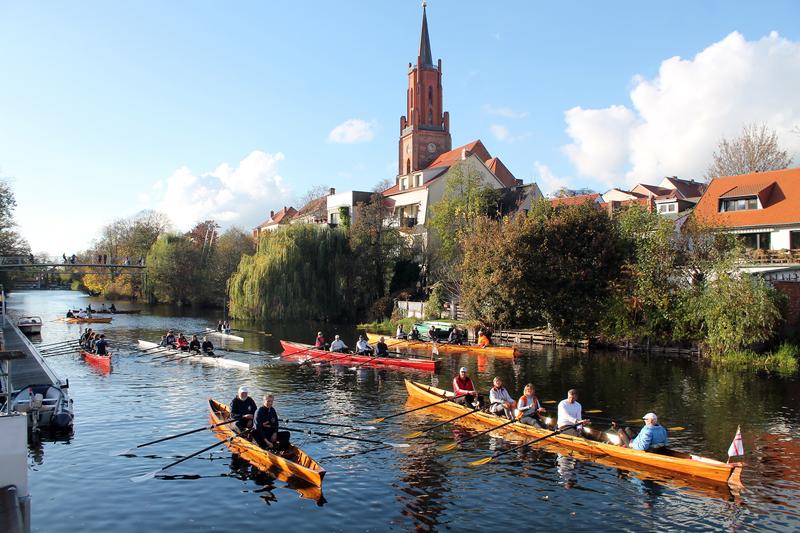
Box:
[1, 0, 799, 254]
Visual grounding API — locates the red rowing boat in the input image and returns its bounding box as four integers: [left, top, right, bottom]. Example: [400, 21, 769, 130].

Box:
[81, 350, 111, 373]
[280, 340, 438, 372]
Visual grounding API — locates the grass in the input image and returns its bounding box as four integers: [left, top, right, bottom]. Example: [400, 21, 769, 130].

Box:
[711, 342, 799, 375]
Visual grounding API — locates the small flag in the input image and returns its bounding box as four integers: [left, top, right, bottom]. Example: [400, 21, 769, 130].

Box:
[432, 343, 439, 356]
[727, 425, 744, 457]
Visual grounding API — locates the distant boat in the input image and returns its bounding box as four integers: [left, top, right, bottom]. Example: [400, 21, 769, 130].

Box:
[17, 316, 43, 335]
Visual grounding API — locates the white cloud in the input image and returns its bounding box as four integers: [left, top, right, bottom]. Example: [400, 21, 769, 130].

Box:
[484, 104, 528, 119]
[490, 124, 512, 142]
[327, 119, 376, 144]
[562, 31, 800, 188]
[533, 161, 571, 197]
[155, 150, 291, 231]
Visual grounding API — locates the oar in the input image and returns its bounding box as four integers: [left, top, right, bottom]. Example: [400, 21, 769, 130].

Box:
[404, 408, 479, 439]
[111, 418, 240, 456]
[368, 397, 451, 424]
[42, 347, 82, 357]
[282, 427, 409, 448]
[280, 419, 377, 431]
[131, 431, 248, 483]
[468, 424, 579, 466]
[217, 347, 270, 356]
[41, 344, 81, 355]
[37, 338, 81, 349]
[437, 415, 520, 452]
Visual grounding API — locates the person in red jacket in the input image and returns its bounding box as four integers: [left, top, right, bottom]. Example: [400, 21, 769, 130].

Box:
[452, 367, 484, 408]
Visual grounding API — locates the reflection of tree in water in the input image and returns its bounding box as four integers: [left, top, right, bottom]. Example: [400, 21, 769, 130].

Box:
[395, 442, 450, 531]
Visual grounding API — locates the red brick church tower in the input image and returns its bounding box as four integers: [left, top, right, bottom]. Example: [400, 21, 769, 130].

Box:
[398, 3, 452, 176]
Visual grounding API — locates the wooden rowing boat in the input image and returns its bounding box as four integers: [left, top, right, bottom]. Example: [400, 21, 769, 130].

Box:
[404, 380, 744, 488]
[137, 340, 250, 370]
[208, 398, 326, 488]
[366, 333, 519, 357]
[63, 317, 113, 324]
[205, 328, 245, 342]
[80, 350, 111, 373]
[280, 340, 438, 372]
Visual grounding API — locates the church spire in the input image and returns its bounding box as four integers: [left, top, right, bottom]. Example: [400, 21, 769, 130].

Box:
[418, 2, 433, 68]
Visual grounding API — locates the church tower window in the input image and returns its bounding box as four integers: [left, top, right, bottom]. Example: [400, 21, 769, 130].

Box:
[406, 159, 411, 175]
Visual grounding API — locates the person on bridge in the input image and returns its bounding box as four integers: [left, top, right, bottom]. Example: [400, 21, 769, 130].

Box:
[375, 337, 389, 357]
[62, 253, 67, 263]
[329, 335, 348, 353]
[355, 335, 373, 355]
[201, 336, 215, 356]
[95, 334, 108, 356]
[189, 334, 201, 353]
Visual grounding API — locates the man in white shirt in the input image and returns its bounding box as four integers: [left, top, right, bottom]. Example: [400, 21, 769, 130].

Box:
[488, 376, 516, 420]
[355, 335, 373, 355]
[329, 335, 348, 353]
[557, 389, 589, 436]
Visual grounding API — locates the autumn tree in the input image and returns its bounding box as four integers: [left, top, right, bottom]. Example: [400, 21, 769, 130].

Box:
[0, 180, 30, 256]
[705, 123, 793, 181]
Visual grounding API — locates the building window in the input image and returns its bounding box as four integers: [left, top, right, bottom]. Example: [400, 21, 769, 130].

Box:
[791, 231, 800, 250]
[401, 177, 407, 190]
[415, 174, 422, 187]
[739, 232, 771, 250]
[658, 203, 677, 213]
[428, 86, 433, 105]
[406, 159, 411, 175]
[329, 211, 340, 224]
[720, 196, 758, 212]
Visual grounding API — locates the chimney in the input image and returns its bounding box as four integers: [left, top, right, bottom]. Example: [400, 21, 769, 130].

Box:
[461, 148, 466, 160]
[329, 187, 336, 195]
[270, 210, 274, 218]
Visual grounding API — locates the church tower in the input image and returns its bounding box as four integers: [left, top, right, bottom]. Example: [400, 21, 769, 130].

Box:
[398, 3, 452, 177]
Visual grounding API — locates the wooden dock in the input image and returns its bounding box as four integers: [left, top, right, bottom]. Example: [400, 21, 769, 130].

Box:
[493, 329, 590, 349]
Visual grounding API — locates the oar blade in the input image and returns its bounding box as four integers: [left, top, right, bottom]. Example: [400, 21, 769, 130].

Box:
[386, 442, 411, 448]
[668, 426, 685, 431]
[110, 447, 133, 457]
[585, 409, 603, 414]
[130, 470, 159, 483]
[403, 431, 423, 439]
[367, 417, 385, 424]
[468, 456, 494, 466]
[542, 400, 557, 404]
[354, 425, 377, 431]
[437, 442, 458, 452]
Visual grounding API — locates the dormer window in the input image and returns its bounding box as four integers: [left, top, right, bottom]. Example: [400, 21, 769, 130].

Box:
[400, 177, 408, 190]
[719, 196, 758, 212]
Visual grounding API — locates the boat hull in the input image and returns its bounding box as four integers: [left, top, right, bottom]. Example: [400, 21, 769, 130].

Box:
[81, 350, 111, 373]
[367, 333, 518, 357]
[404, 379, 742, 488]
[205, 328, 245, 342]
[64, 317, 112, 324]
[137, 340, 250, 370]
[208, 399, 325, 488]
[280, 340, 437, 372]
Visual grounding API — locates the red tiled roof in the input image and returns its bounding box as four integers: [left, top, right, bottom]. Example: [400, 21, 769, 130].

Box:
[296, 196, 327, 218]
[718, 183, 773, 198]
[663, 176, 705, 199]
[633, 184, 672, 197]
[549, 193, 602, 207]
[693, 167, 800, 228]
[255, 206, 296, 229]
[485, 157, 519, 188]
[426, 140, 490, 169]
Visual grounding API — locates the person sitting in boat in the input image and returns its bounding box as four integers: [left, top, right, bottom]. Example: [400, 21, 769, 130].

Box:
[109, 303, 116, 313]
[395, 324, 406, 340]
[201, 336, 215, 356]
[477, 330, 491, 348]
[410, 327, 421, 341]
[87, 332, 97, 352]
[189, 334, 201, 353]
[516, 383, 547, 427]
[230, 386, 257, 432]
[375, 336, 389, 357]
[217, 320, 224, 332]
[356, 335, 373, 355]
[78, 309, 88, 319]
[618, 412, 668, 451]
[314, 331, 326, 349]
[329, 335, 348, 353]
[223, 321, 231, 333]
[253, 394, 290, 451]
[66, 309, 75, 318]
[176, 333, 189, 351]
[557, 389, 590, 436]
[488, 376, 516, 420]
[159, 335, 169, 347]
[100, 303, 108, 312]
[427, 326, 437, 341]
[80, 328, 93, 348]
[95, 334, 108, 356]
[453, 367, 484, 408]
[165, 330, 177, 347]
[448, 327, 462, 345]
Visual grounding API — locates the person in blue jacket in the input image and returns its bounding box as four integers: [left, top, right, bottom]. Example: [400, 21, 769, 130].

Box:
[621, 412, 668, 450]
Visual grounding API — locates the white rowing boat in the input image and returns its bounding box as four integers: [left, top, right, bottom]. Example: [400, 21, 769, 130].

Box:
[137, 340, 250, 370]
[204, 328, 245, 342]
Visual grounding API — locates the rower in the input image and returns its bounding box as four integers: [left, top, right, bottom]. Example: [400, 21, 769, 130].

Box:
[314, 331, 326, 349]
[516, 383, 546, 427]
[66, 310, 74, 318]
[189, 334, 201, 353]
[375, 336, 389, 357]
[453, 367, 484, 408]
[159, 335, 169, 347]
[78, 309, 88, 319]
[201, 336, 215, 356]
[448, 327, 462, 345]
[477, 330, 491, 348]
[165, 330, 177, 347]
[410, 327, 421, 341]
[223, 321, 231, 334]
[488, 376, 516, 420]
[109, 303, 116, 313]
[253, 394, 290, 451]
[619, 412, 668, 451]
[95, 334, 108, 356]
[557, 389, 590, 436]
[395, 324, 406, 340]
[176, 333, 189, 351]
[217, 320, 224, 332]
[428, 325, 436, 341]
[329, 335, 348, 353]
[230, 386, 257, 432]
[355, 335, 373, 355]
[79, 327, 92, 347]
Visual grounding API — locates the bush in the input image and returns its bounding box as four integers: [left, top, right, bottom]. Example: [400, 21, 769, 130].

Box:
[424, 283, 444, 319]
[711, 343, 798, 375]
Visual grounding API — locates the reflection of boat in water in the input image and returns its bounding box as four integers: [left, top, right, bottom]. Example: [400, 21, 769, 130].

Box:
[405, 380, 743, 499]
[228, 456, 326, 505]
[6, 384, 74, 433]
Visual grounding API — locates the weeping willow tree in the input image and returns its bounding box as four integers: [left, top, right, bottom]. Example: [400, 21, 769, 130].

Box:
[228, 224, 354, 321]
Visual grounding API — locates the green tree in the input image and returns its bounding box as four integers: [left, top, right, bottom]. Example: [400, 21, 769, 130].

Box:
[205, 227, 254, 307]
[0, 180, 30, 255]
[144, 233, 202, 305]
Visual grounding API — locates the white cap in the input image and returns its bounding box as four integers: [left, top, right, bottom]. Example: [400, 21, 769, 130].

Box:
[643, 412, 657, 421]
[335, 335, 340, 339]
[238, 386, 248, 394]
[459, 367, 468, 373]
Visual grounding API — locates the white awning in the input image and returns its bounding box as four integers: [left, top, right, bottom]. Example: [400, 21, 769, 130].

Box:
[731, 228, 774, 234]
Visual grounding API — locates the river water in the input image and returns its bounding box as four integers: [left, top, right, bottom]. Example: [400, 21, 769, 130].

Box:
[6, 290, 800, 532]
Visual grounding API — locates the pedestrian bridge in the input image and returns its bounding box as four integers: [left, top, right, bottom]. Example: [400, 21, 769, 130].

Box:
[0, 256, 145, 270]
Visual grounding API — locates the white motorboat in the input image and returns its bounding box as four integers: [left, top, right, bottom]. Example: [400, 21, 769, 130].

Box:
[17, 316, 42, 335]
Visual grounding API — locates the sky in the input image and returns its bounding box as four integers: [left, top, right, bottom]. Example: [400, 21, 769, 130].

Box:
[1, 0, 799, 255]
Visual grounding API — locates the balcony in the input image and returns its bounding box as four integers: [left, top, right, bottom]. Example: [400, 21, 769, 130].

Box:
[739, 249, 800, 265]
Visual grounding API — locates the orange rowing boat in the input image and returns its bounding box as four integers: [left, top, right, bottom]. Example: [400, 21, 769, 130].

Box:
[366, 333, 519, 357]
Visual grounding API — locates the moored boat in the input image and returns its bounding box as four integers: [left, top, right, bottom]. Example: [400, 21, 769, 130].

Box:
[81, 350, 111, 373]
[6, 383, 73, 432]
[367, 333, 519, 357]
[280, 340, 438, 372]
[63, 317, 113, 324]
[208, 398, 326, 488]
[17, 316, 43, 335]
[404, 379, 743, 488]
[205, 328, 245, 342]
[137, 340, 250, 370]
